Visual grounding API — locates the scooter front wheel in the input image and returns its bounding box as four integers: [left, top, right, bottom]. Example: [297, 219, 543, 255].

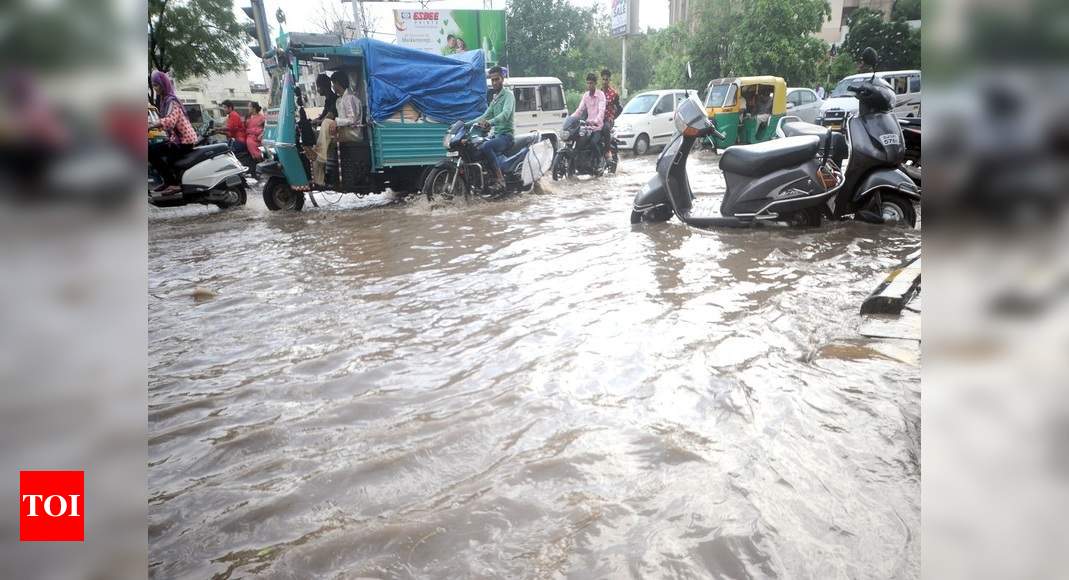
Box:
[630, 205, 673, 224]
[880, 193, 918, 228]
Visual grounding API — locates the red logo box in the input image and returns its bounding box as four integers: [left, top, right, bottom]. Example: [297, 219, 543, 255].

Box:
[19, 471, 84, 542]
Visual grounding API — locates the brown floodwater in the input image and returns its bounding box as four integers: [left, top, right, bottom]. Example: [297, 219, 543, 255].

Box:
[149, 152, 920, 579]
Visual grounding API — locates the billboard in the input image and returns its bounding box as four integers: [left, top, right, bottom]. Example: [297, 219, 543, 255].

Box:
[611, 0, 640, 37]
[393, 9, 506, 66]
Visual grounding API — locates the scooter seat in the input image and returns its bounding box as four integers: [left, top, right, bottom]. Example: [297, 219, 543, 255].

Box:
[780, 121, 830, 141]
[719, 136, 820, 178]
[506, 133, 539, 156]
[175, 144, 229, 170]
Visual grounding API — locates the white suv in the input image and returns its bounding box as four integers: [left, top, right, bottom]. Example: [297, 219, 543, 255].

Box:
[488, 77, 570, 150]
[613, 90, 693, 155]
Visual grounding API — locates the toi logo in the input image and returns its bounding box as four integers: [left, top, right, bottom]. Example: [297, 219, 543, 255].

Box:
[19, 471, 84, 542]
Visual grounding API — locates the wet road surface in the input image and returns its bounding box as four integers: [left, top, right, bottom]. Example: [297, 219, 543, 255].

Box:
[149, 152, 920, 579]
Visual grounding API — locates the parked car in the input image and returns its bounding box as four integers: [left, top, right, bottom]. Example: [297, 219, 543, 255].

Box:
[786, 87, 822, 123]
[491, 77, 569, 151]
[818, 70, 921, 131]
[614, 89, 693, 155]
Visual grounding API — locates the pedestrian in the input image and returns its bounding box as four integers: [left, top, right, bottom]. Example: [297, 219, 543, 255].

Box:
[244, 102, 264, 161]
[147, 70, 197, 193]
[816, 84, 826, 99]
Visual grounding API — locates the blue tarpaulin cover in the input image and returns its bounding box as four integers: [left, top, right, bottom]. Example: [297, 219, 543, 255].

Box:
[348, 38, 487, 123]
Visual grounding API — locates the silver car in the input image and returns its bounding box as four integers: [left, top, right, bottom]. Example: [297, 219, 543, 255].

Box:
[786, 87, 822, 123]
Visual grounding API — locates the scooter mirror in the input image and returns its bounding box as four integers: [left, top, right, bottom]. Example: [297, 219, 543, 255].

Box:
[674, 98, 707, 134]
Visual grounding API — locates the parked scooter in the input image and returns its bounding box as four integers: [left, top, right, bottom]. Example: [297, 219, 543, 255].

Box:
[148, 120, 248, 209]
[631, 97, 844, 228]
[777, 48, 921, 226]
[552, 116, 605, 179]
[423, 121, 553, 201]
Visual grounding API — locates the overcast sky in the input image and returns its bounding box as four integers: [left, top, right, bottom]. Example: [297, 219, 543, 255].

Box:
[235, 0, 670, 82]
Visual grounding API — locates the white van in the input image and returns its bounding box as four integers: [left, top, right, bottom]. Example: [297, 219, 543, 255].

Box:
[817, 70, 921, 130]
[613, 89, 694, 155]
[487, 77, 569, 149]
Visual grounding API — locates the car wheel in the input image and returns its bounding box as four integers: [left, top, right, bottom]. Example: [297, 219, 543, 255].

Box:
[633, 134, 650, 156]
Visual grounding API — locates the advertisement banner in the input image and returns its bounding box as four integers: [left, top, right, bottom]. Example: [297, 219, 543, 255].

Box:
[611, 0, 629, 37]
[393, 9, 506, 66]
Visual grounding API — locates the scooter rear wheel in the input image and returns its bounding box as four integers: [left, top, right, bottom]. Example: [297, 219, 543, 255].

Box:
[880, 193, 918, 228]
[784, 207, 823, 227]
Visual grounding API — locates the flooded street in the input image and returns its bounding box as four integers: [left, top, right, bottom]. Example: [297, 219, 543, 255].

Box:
[149, 152, 920, 579]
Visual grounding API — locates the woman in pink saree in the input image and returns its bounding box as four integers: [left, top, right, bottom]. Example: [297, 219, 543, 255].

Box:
[244, 102, 265, 161]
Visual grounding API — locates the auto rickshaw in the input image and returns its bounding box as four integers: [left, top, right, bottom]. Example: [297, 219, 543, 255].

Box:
[256, 24, 488, 211]
[704, 76, 787, 148]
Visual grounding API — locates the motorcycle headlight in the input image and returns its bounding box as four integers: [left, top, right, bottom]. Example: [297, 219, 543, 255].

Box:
[443, 133, 452, 148]
[561, 129, 571, 140]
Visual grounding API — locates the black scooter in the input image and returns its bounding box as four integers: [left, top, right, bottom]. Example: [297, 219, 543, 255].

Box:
[777, 48, 920, 226]
[631, 96, 845, 228]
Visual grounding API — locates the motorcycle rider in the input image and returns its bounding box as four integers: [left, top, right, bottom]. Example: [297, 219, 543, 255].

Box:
[219, 100, 248, 155]
[471, 66, 515, 192]
[599, 69, 620, 163]
[569, 72, 606, 164]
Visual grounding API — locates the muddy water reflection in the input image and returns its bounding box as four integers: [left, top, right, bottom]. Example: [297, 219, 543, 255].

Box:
[149, 152, 920, 578]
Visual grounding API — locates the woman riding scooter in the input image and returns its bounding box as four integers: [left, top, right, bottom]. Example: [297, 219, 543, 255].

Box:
[147, 70, 198, 194]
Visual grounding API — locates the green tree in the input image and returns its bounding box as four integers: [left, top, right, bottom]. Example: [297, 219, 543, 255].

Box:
[148, 0, 246, 81]
[841, 8, 921, 71]
[688, 0, 830, 87]
[648, 25, 693, 90]
[891, 0, 921, 21]
[506, 0, 596, 82]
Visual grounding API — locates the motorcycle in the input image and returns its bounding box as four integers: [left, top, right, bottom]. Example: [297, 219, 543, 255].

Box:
[423, 121, 553, 201]
[552, 116, 606, 180]
[630, 96, 844, 228]
[148, 120, 248, 209]
[777, 48, 921, 226]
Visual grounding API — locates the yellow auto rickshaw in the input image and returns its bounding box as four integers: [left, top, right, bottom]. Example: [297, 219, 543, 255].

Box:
[704, 76, 787, 148]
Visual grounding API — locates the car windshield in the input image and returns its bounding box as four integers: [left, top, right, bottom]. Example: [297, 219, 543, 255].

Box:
[830, 78, 859, 98]
[705, 84, 731, 107]
[622, 94, 658, 114]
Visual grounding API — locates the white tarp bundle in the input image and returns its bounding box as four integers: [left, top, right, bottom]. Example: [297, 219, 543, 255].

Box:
[521, 138, 555, 186]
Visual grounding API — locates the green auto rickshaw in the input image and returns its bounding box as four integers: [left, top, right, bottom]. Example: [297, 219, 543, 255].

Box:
[704, 76, 787, 148]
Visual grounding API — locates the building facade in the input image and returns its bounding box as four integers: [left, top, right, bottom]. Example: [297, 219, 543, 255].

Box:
[818, 0, 896, 45]
[174, 69, 262, 121]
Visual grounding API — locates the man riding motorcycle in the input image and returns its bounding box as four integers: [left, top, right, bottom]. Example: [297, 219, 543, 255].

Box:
[570, 72, 606, 165]
[471, 66, 515, 193]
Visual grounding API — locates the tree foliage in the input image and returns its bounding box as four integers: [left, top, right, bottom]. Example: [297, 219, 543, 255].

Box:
[842, 8, 921, 71]
[506, 0, 597, 86]
[148, 0, 246, 81]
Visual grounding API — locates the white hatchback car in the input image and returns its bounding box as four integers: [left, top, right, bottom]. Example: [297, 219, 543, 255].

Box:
[785, 87, 822, 123]
[613, 89, 693, 155]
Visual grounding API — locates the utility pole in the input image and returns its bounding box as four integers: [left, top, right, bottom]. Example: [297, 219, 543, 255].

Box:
[341, 0, 366, 38]
[621, 35, 628, 99]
